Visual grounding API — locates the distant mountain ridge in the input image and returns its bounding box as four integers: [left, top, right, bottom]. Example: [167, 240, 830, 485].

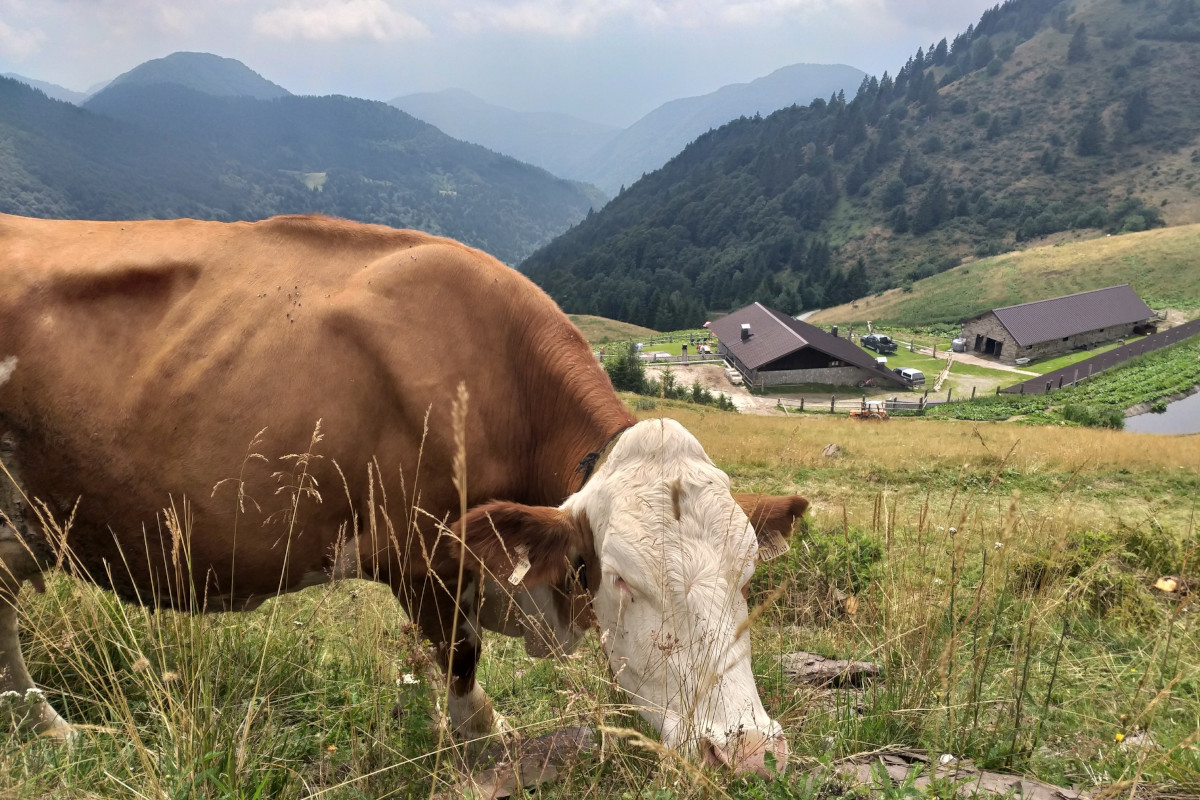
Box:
[1, 73, 88, 104]
[390, 89, 620, 185]
[96, 51, 291, 101]
[392, 63, 866, 194]
[578, 63, 868, 194]
[0, 56, 601, 264]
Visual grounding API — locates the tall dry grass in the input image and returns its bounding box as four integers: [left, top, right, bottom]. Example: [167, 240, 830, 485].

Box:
[1, 408, 1197, 799]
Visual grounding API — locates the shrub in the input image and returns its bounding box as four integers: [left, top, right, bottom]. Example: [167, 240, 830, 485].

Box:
[1062, 404, 1125, 429]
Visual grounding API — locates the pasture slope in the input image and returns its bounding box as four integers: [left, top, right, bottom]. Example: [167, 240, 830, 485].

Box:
[811, 223, 1200, 328]
[3, 406, 1197, 799]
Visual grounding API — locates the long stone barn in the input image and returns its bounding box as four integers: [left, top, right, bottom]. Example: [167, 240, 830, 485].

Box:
[960, 284, 1155, 366]
[710, 302, 907, 389]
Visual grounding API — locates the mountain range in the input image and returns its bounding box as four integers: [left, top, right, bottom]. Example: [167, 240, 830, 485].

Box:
[0, 53, 602, 264]
[520, 0, 1200, 329]
[391, 63, 866, 195]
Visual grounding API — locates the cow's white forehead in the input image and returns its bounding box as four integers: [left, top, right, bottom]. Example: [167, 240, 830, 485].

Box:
[570, 419, 757, 573]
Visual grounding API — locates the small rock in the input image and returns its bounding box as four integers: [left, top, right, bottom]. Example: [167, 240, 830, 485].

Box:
[822, 443, 841, 458]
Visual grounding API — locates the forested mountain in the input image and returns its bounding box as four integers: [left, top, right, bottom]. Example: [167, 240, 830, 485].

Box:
[1, 74, 87, 104]
[0, 59, 602, 263]
[390, 89, 621, 185]
[576, 63, 866, 195]
[96, 51, 291, 100]
[393, 64, 864, 194]
[522, 0, 1200, 330]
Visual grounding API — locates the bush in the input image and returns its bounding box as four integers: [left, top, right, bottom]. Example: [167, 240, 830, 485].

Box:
[800, 526, 884, 595]
[603, 342, 646, 393]
[1062, 404, 1125, 429]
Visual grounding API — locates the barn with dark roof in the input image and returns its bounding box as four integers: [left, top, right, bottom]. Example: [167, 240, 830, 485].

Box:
[960, 285, 1154, 365]
[710, 303, 907, 389]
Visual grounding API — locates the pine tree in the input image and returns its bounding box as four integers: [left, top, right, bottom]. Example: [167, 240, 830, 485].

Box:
[1124, 87, 1151, 132]
[1077, 113, 1106, 155]
[1068, 23, 1089, 63]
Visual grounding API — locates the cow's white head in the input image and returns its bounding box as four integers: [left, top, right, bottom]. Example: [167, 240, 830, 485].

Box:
[459, 418, 806, 776]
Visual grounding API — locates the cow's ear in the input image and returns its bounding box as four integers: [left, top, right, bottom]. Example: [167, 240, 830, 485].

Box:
[734, 494, 809, 562]
[449, 501, 591, 588]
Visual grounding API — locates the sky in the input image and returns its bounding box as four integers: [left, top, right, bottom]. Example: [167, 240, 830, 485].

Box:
[0, 0, 1000, 127]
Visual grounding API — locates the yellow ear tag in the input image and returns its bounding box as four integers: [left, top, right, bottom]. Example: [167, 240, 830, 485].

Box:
[757, 530, 790, 562]
[508, 544, 532, 585]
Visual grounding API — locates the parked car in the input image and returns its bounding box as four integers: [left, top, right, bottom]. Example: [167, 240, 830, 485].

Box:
[893, 367, 925, 384]
[861, 333, 898, 354]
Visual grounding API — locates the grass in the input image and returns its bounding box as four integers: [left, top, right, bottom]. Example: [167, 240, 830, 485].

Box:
[812, 224, 1200, 328]
[3, 409, 1199, 799]
[1019, 337, 1142, 376]
[567, 314, 656, 345]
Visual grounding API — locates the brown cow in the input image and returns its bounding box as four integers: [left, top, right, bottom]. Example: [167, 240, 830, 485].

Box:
[0, 214, 806, 775]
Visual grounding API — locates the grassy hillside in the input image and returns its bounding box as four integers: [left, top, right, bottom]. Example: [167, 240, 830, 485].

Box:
[812, 222, 1200, 325]
[566, 314, 657, 344]
[3, 411, 1197, 798]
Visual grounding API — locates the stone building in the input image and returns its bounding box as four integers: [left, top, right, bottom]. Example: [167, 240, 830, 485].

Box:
[710, 302, 907, 388]
[961, 284, 1154, 366]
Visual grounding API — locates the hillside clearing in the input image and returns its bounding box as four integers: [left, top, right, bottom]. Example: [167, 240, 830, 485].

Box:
[812, 224, 1200, 327]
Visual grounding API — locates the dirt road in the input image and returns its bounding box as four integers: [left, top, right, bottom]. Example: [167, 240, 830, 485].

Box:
[644, 364, 783, 415]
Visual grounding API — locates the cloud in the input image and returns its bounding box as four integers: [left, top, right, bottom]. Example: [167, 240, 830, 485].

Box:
[449, 0, 882, 37]
[253, 0, 429, 42]
[0, 17, 46, 60]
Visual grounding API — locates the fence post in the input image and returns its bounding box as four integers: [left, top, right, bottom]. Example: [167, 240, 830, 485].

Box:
[1020, 384, 1025, 394]
[910, 339, 914, 352]
[831, 396, 836, 413]
[971, 386, 977, 400]
[1058, 375, 1064, 389]
[800, 398, 805, 412]
[923, 390, 929, 405]
[1074, 368, 1079, 386]
[1046, 380, 1051, 393]
[996, 386, 1000, 395]
[947, 388, 952, 403]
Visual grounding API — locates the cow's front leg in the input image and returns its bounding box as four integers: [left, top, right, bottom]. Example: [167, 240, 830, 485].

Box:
[1, 537, 74, 741]
[398, 575, 511, 744]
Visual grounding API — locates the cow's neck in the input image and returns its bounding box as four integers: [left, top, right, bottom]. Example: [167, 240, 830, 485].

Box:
[516, 323, 634, 507]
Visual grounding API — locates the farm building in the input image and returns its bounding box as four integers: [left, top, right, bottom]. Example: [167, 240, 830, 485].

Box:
[710, 303, 906, 388]
[961, 285, 1155, 366]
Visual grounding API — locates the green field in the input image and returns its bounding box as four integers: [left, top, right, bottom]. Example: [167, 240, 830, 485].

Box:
[3, 406, 1197, 799]
[812, 224, 1200, 328]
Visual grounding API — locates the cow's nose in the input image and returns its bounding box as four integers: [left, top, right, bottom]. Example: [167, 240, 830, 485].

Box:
[700, 731, 789, 777]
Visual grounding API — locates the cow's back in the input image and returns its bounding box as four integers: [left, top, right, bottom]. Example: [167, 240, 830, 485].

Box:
[0, 214, 628, 606]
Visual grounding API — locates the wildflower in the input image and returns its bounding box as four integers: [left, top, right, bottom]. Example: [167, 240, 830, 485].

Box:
[131, 656, 150, 673]
[401, 673, 419, 685]
[934, 578, 944, 586]
[948, 527, 958, 535]
[1115, 733, 1125, 742]
[326, 744, 338, 753]
[994, 542, 1004, 550]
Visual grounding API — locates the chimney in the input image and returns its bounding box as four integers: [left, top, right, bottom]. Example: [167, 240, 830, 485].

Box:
[740, 323, 751, 340]
[831, 325, 839, 337]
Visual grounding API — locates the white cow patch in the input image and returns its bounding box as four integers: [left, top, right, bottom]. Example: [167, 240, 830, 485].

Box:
[0, 357, 15, 387]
